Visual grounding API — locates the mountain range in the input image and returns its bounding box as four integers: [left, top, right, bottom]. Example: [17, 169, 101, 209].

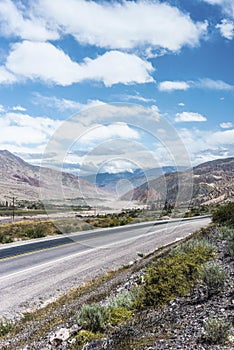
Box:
[122, 157, 234, 206]
[0, 150, 233, 207]
[0, 150, 108, 205]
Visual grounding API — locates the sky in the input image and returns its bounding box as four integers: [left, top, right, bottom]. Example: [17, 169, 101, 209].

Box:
[0, 0, 233, 175]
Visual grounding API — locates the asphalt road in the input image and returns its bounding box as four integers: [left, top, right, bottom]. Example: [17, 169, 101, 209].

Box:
[0, 216, 210, 318]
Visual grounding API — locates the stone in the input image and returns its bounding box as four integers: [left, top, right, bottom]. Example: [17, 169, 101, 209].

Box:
[49, 327, 70, 346]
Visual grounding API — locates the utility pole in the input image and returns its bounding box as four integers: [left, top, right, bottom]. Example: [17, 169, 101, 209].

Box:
[12, 196, 15, 221]
[4, 195, 17, 221]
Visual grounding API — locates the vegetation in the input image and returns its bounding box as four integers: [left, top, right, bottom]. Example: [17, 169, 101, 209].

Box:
[199, 261, 227, 296]
[135, 238, 216, 308]
[184, 204, 211, 217]
[203, 317, 231, 345]
[77, 303, 110, 333]
[0, 319, 13, 336]
[212, 202, 234, 227]
[0, 220, 59, 243]
[85, 209, 141, 228]
[76, 330, 103, 346]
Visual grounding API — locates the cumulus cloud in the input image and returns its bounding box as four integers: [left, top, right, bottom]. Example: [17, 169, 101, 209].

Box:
[220, 121, 233, 128]
[0, 112, 61, 147]
[202, 0, 234, 19]
[175, 112, 207, 122]
[177, 126, 234, 164]
[216, 19, 234, 39]
[5, 41, 154, 86]
[0, 66, 17, 84]
[37, 0, 207, 51]
[158, 81, 190, 92]
[0, 0, 58, 41]
[12, 105, 26, 112]
[79, 123, 140, 144]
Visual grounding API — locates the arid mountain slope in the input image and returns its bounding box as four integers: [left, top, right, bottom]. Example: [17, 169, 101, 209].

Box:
[122, 157, 234, 206]
[0, 150, 107, 203]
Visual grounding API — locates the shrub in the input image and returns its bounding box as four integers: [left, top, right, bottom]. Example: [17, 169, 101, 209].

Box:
[25, 225, 46, 239]
[136, 254, 192, 308]
[109, 290, 136, 310]
[199, 261, 227, 296]
[203, 317, 231, 344]
[215, 226, 234, 240]
[76, 330, 102, 345]
[212, 202, 234, 227]
[227, 240, 234, 258]
[135, 238, 217, 309]
[0, 233, 13, 244]
[174, 238, 216, 261]
[77, 303, 110, 333]
[109, 307, 133, 326]
[0, 318, 13, 336]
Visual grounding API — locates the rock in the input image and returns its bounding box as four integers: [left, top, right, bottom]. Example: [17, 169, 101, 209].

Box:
[82, 339, 106, 350]
[49, 327, 70, 347]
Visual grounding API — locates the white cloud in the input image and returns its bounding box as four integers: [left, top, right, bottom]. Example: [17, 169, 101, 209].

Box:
[33, 93, 106, 112]
[158, 78, 234, 92]
[198, 78, 234, 90]
[119, 94, 157, 103]
[38, 0, 207, 51]
[175, 112, 207, 122]
[0, 104, 5, 113]
[79, 123, 140, 144]
[158, 81, 190, 92]
[220, 121, 233, 128]
[177, 127, 234, 164]
[0, 66, 17, 84]
[209, 129, 234, 144]
[202, 0, 234, 19]
[12, 105, 26, 112]
[216, 19, 234, 39]
[0, 0, 58, 41]
[0, 112, 61, 147]
[178, 102, 185, 106]
[80, 51, 154, 86]
[5, 41, 154, 86]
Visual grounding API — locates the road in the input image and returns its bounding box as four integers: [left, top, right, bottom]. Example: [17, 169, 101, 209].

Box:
[0, 216, 210, 318]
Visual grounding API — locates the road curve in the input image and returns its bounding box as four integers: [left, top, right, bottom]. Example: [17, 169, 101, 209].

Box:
[0, 216, 210, 318]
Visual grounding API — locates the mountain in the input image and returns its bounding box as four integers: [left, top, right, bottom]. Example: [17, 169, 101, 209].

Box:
[0, 150, 109, 205]
[81, 166, 184, 192]
[122, 157, 234, 206]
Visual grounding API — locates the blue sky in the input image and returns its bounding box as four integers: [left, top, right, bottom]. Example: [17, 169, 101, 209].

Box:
[0, 0, 233, 174]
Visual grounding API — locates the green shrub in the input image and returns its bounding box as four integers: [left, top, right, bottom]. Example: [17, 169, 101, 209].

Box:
[174, 238, 216, 261]
[0, 233, 13, 244]
[215, 226, 234, 240]
[199, 261, 227, 296]
[203, 317, 231, 344]
[109, 290, 136, 310]
[137, 254, 192, 308]
[0, 318, 13, 336]
[227, 240, 234, 258]
[135, 238, 216, 309]
[77, 303, 110, 332]
[76, 330, 102, 345]
[25, 225, 46, 239]
[109, 307, 133, 326]
[212, 202, 234, 227]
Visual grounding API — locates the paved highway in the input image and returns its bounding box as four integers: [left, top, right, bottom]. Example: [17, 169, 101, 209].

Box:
[0, 216, 210, 318]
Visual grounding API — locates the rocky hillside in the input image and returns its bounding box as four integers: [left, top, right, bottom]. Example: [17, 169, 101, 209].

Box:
[122, 157, 234, 206]
[0, 150, 108, 203]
